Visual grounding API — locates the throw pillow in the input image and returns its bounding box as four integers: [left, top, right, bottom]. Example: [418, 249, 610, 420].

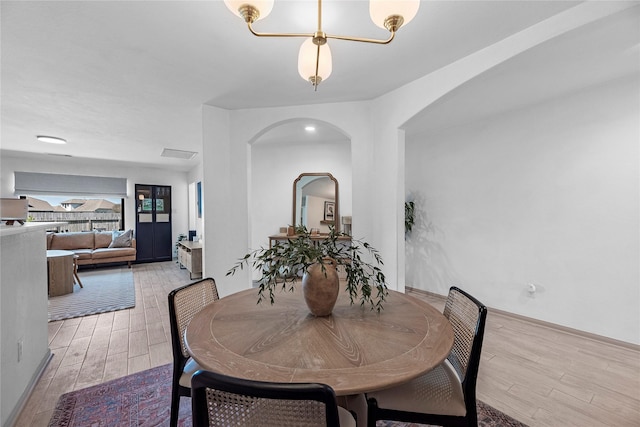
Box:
[109, 229, 132, 248]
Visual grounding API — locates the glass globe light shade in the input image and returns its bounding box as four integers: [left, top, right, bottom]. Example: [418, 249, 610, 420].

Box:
[369, 0, 420, 30]
[224, 0, 274, 21]
[298, 38, 332, 84]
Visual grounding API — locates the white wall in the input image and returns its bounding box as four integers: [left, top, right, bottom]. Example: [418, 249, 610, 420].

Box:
[370, 1, 635, 295]
[200, 2, 635, 341]
[250, 138, 351, 251]
[405, 76, 639, 344]
[0, 153, 190, 250]
[1, 225, 50, 426]
[201, 105, 240, 297]
[202, 103, 372, 297]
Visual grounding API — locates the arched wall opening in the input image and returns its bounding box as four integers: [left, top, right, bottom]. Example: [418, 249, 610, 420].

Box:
[248, 118, 352, 268]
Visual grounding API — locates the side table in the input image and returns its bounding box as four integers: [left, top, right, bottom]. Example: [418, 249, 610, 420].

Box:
[73, 254, 83, 288]
[46, 250, 75, 296]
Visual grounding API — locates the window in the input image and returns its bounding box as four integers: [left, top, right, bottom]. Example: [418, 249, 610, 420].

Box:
[24, 195, 125, 232]
[13, 172, 128, 231]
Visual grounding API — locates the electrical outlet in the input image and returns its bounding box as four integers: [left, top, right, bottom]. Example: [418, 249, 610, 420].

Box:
[18, 337, 23, 362]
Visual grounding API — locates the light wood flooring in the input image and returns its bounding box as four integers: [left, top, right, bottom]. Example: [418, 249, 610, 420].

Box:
[14, 261, 640, 427]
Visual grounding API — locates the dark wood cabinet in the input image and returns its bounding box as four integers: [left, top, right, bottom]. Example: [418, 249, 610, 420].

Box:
[135, 184, 172, 263]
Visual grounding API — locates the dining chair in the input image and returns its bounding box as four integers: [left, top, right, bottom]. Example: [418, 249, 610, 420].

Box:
[366, 286, 488, 427]
[168, 277, 219, 427]
[191, 369, 357, 427]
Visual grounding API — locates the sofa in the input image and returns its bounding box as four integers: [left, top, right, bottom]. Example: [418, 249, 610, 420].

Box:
[46, 230, 136, 267]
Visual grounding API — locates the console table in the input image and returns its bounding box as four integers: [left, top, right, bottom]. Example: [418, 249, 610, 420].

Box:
[268, 233, 352, 279]
[177, 240, 202, 279]
[268, 233, 351, 248]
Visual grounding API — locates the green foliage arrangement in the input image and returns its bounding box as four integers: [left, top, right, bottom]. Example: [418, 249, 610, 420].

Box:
[405, 201, 415, 235]
[227, 226, 389, 312]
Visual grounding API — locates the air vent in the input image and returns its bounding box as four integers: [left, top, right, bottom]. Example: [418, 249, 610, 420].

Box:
[161, 148, 197, 160]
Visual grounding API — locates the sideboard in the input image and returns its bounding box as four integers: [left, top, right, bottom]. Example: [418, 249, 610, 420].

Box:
[177, 240, 202, 279]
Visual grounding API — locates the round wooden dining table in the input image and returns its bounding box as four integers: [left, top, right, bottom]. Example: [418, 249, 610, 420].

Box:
[184, 285, 454, 396]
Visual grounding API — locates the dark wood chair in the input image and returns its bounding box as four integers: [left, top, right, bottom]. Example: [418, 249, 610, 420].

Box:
[366, 286, 488, 427]
[168, 278, 219, 427]
[191, 369, 356, 427]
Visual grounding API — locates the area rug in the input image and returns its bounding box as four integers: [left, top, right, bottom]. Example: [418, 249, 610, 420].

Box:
[48, 266, 135, 322]
[376, 400, 528, 427]
[48, 364, 528, 427]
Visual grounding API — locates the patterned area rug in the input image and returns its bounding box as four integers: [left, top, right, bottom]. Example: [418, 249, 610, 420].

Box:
[48, 364, 528, 427]
[376, 400, 529, 427]
[48, 266, 135, 322]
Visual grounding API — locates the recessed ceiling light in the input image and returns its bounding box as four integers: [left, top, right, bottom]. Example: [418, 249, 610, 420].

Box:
[37, 135, 67, 144]
[305, 125, 316, 132]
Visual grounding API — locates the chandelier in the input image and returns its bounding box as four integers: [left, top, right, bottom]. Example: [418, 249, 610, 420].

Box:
[224, 0, 420, 90]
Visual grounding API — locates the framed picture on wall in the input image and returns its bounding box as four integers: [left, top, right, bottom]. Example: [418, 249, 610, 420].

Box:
[324, 201, 335, 221]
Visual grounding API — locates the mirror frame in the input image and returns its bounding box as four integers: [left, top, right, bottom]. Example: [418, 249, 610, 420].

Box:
[292, 172, 339, 233]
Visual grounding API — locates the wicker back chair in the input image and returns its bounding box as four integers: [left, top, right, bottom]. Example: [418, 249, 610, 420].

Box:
[168, 278, 219, 427]
[366, 286, 487, 427]
[191, 370, 356, 427]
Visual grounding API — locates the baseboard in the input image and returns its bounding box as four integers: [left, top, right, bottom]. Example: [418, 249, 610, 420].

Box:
[406, 287, 640, 352]
[5, 349, 53, 427]
[406, 287, 447, 302]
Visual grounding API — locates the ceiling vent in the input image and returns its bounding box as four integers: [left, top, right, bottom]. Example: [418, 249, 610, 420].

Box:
[161, 148, 198, 160]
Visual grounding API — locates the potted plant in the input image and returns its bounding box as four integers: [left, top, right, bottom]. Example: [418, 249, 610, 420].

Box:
[227, 226, 388, 315]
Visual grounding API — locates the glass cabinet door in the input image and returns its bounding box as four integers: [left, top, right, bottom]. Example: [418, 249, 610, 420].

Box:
[135, 184, 172, 262]
[154, 185, 171, 222]
[136, 185, 153, 222]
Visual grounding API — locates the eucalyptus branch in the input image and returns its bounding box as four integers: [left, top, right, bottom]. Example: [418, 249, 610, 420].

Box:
[227, 225, 388, 311]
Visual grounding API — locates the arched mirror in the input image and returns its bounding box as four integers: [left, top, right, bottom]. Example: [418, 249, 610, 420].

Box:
[293, 173, 339, 233]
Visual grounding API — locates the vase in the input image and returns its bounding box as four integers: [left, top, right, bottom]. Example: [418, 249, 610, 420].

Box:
[302, 259, 339, 316]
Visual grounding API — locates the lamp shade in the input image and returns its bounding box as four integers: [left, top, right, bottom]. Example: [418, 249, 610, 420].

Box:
[298, 38, 332, 84]
[224, 0, 274, 21]
[370, 0, 420, 29]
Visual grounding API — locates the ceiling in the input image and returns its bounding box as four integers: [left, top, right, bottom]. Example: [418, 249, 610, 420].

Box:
[405, 4, 640, 136]
[1, 1, 638, 171]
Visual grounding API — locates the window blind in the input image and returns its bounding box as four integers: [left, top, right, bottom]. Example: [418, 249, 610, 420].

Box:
[14, 172, 127, 197]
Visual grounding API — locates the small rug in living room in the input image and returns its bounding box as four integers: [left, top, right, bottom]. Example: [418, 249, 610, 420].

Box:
[48, 266, 135, 322]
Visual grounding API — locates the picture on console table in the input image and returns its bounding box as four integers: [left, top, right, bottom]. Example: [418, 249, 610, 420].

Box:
[324, 201, 335, 221]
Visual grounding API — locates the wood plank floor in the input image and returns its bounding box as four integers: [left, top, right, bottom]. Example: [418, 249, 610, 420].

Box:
[14, 261, 640, 427]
